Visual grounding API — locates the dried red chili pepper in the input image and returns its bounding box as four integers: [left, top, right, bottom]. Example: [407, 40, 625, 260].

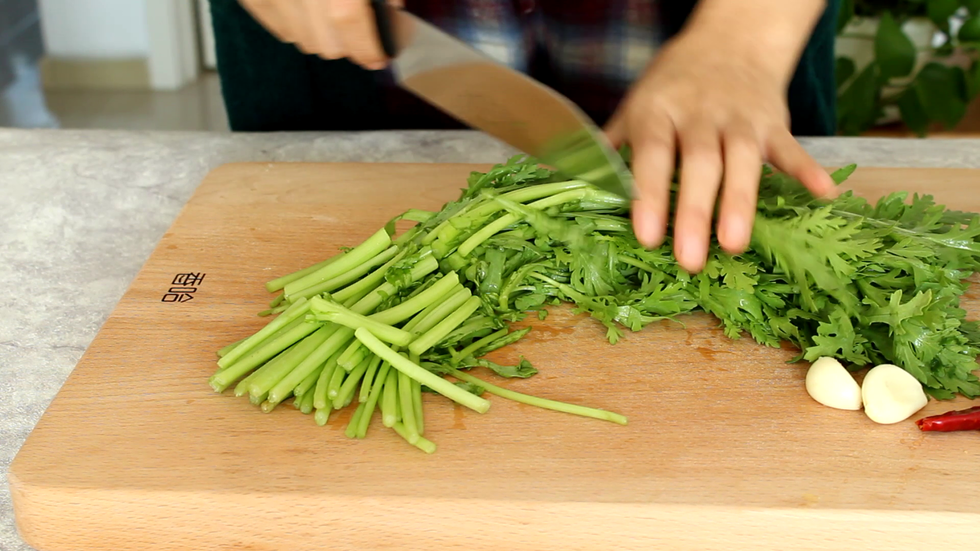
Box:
[915, 406, 980, 432]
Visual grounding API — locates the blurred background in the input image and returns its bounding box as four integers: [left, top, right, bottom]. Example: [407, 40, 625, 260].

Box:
[0, 0, 226, 130]
[0, 0, 978, 136]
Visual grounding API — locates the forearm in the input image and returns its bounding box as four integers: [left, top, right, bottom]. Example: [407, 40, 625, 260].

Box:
[678, 0, 828, 87]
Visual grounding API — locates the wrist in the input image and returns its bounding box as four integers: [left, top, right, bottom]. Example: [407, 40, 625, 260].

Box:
[678, 0, 826, 88]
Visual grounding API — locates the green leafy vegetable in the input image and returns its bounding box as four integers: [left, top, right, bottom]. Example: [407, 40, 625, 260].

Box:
[211, 156, 980, 453]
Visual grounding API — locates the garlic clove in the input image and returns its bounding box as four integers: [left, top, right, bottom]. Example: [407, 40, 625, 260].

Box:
[861, 364, 928, 424]
[805, 357, 863, 410]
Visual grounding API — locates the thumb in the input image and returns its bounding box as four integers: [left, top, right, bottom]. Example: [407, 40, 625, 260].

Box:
[602, 105, 628, 150]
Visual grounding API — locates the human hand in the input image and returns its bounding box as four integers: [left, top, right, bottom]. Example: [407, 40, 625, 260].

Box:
[604, 19, 836, 274]
[237, 0, 399, 69]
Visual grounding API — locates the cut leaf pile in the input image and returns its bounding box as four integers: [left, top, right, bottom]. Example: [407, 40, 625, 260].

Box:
[210, 156, 980, 452]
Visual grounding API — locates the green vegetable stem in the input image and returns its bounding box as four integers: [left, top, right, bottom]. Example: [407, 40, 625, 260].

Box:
[211, 155, 980, 453]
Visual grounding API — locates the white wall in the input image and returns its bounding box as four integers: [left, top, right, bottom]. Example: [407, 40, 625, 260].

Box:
[38, 0, 150, 59]
[146, 0, 200, 89]
[197, 0, 216, 69]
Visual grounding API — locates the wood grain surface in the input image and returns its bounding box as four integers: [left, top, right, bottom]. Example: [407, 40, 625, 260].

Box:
[10, 163, 980, 551]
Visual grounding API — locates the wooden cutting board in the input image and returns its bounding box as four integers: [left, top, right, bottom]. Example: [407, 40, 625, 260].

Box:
[10, 163, 980, 551]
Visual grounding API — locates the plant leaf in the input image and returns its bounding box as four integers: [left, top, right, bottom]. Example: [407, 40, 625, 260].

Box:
[473, 357, 538, 379]
[926, 0, 958, 32]
[830, 164, 858, 185]
[837, 63, 882, 135]
[875, 12, 917, 79]
[836, 56, 857, 89]
[897, 88, 930, 135]
[959, 15, 980, 42]
[838, 0, 856, 33]
[968, 62, 980, 100]
[914, 62, 968, 128]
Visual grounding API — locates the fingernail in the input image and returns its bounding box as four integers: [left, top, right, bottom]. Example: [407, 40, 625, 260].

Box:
[721, 215, 750, 252]
[824, 182, 841, 199]
[817, 174, 839, 198]
[678, 233, 707, 273]
[633, 207, 662, 249]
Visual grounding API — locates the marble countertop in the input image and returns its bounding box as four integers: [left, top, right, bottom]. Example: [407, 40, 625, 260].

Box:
[2, 128, 980, 551]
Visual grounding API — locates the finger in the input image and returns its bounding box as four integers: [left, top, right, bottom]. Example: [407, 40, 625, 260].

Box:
[628, 110, 676, 250]
[281, 0, 318, 54]
[328, 0, 389, 70]
[766, 129, 836, 199]
[602, 105, 627, 150]
[302, 0, 346, 58]
[717, 122, 762, 255]
[239, 0, 295, 43]
[674, 120, 723, 273]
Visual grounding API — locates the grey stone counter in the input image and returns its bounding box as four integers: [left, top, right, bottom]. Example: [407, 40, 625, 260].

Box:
[1, 129, 979, 550]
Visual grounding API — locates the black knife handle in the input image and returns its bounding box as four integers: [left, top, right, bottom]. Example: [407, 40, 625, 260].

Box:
[370, 0, 397, 58]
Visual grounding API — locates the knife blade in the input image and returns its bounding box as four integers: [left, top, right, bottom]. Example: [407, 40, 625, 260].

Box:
[370, 1, 634, 200]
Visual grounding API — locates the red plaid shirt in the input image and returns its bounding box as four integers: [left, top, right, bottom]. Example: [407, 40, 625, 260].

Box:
[384, 0, 664, 127]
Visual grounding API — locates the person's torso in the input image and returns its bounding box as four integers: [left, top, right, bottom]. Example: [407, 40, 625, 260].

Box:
[388, 0, 665, 125]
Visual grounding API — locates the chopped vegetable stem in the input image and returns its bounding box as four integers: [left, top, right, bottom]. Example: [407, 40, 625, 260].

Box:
[299, 387, 316, 414]
[381, 368, 399, 427]
[412, 378, 424, 435]
[355, 328, 491, 413]
[217, 337, 247, 359]
[345, 403, 366, 439]
[252, 325, 342, 402]
[442, 316, 499, 346]
[214, 320, 321, 391]
[249, 391, 268, 406]
[333, 355, 372, 410]
[326, 355, 348, 401]
[409, 296, 483, 356]
[217, 297, 311, 369]
[265, 255, 337, 293]
[398, 370, 420, 444]
[338, 341, 368, 371]
[284, 228, 392, 297]
[347, 256, 439, 315]
[294, 358, 326, 399]
[456, 189, 593, 257]
[409, 287, 472, 337]
[370, 272, 461, 325]
[331, 249, 408, 304]
[450, 369, 626, 425]
[392, 422, 437, 454]
[358, 360, 392, 437]
[313, 350, 342, 410]
[261, 393, 289, 413]
[452, 328, 509, 364]
[311, 297, 414, 346]
[359, 355, 383, 403]
[232, 345, 294, 396]
[402, 286, 463, 334]
[287, 246, 400, 303]
[212, 322, 317, 393]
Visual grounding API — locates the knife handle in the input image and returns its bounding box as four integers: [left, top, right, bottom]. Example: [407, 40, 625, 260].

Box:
[370, 0, 398, 58]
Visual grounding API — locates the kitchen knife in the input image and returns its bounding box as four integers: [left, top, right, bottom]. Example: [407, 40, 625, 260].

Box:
[370, 1, 635, 200]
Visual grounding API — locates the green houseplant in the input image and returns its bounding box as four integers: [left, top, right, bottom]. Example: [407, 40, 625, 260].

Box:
[836, 0, 980, 135]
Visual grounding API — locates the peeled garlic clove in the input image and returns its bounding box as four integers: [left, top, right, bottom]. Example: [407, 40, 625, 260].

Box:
[861, 364, 928, 424]
[805, 357, 863, 410]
